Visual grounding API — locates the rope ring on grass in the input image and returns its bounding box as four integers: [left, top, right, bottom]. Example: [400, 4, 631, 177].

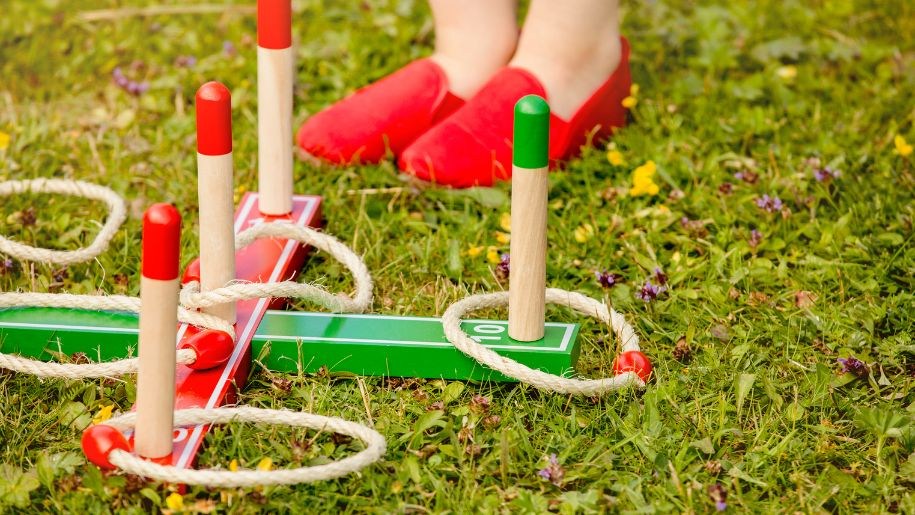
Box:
[0, 179, 127, 265]
[91, 407, 386, 487]
[441, 288, 649, 396]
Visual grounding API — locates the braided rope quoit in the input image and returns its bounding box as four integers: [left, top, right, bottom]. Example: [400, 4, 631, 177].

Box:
[0, 179, 127, 265]
[180, 222, 373, 314]
[102, 407, 386, 487]
[441, 288, 645, 396]
[0, 348, 196, 379]
[0, 292, 234, 379]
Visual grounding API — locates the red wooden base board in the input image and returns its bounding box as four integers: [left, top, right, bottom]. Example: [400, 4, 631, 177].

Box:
[124, 192, 322, 470]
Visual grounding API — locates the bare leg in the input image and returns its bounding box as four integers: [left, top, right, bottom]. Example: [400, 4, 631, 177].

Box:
[510, 0, 622, 119]
[428, 0, 519, 99]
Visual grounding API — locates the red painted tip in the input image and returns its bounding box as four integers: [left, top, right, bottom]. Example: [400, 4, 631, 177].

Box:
[179, 330, 235, 370]
[82, 425, 131, 470]
[613, 350, 653, 382]
[142, 203, 181, 280]
[195, 82, 233, 156]
[257, 0, 292, 49]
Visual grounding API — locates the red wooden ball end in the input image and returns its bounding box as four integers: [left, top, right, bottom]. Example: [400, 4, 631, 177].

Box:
[179, 330, 235, 370]
[82, 425, 131, 470]
[613, 350, 652, 382]
[181, 258, 201, 284]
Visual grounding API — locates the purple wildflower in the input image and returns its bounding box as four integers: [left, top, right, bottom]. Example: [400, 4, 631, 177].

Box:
[813, 166, 841, 183]
[733, 170, 758, 184]
[636, 280, 666, 302]
[175, 55, 197, 68]
[755, 194, 784, 213]
[804, 156, 822, 169]
[0, 258, 13, 275]
[708, 483, 727, 511]
[748, 229, 763, 249]
[595, 270, 623, 289]
[653, 267, 668, 286]
[837, 356, 868, 378]
[718, 182, 734, 195]
[112, 67, 149, 96]
[223, 41, 237, 57]
[496, 253, 510, 279]
[537, 454, 565, 486]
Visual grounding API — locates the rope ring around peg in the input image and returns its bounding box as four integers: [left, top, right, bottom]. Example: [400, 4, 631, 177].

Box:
[441, 288, 648, 396]
[95, 407, 385, 487]
[181, 221, 373, 314]
[0, 179, 127, 265]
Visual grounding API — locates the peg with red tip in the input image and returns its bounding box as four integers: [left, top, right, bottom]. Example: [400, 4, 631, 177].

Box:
[257, 0, 293, 215]
[196, 81, 237, 323]
[134, 203, 181, 459]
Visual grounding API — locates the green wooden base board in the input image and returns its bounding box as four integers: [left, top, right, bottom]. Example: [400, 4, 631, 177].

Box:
[0, 307, 580, 381]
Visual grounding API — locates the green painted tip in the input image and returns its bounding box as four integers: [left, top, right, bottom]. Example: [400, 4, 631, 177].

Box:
[512, 95, 550, 169]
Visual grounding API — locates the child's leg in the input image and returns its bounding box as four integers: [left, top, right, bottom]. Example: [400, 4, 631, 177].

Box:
[510, 0, 621, 119]
[428, 0, 519, 99]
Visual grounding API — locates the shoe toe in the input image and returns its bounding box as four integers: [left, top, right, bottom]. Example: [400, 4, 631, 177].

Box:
[399, 121, 511, 188]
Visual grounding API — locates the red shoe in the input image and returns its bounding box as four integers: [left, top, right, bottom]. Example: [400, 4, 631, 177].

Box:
[399, 38, 631, 188]
[296, 59, 465, 165]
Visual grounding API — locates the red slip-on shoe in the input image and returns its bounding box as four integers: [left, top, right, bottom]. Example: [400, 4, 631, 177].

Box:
[399, 38, 631, 188]
[296, 58, 465, 165]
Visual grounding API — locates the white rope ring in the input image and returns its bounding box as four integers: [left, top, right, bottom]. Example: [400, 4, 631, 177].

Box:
[0, 292, 234, 379]
[0, 348, 196, 379]
[441, 288, 646, 396]
[0, 179, 127, 265]
[102, 407, 386, 487]
[181, 221, 373, 313]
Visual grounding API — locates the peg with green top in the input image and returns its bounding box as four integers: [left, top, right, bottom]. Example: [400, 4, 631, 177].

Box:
[509, 95, 550, 342]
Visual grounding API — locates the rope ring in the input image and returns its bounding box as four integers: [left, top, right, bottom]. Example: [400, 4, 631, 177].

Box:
[100, 407, 385, 487]
[0, 179, 127, 265]
[441, 288, 647, 396]
[181, 221, 373, 314]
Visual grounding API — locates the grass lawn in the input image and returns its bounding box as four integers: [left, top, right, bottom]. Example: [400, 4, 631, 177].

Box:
[1, 0, 914, 512]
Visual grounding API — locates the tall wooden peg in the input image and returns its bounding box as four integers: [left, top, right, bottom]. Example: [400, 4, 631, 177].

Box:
[508, 95, 550, 342]
[135, 203, 181, 459]
[257, 0, 294, 215]
[196, 82, 237, 323]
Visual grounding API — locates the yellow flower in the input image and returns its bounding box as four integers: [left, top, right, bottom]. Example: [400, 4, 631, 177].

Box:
[776, 65, 797, 81]
[165, 493, 185, 512]
[632, 160, 657, 180]
[894, 135, 913, 157]
[606, 149, 625, 166]
[495, 231, 511, 245]
[0, 131, 9, 151]
[92, 405, 114, 425]
[499, 212, 511, 232]
[573, 223, 595, 243]
[256, 457, 273, 471]
[622, 96, 638, 109]
[229, 459, 239, 472]
[629, 160, 660, 196]
[630, 83, 640, 96]
[466, 245, 484, 258]
[486, 247, 501, 264]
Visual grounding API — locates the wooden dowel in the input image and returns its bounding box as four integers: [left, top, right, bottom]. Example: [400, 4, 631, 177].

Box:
[256, 0, 293, 216]
[508, 95, 551, 342]
[196, 82, 237, 323]
[134, 203, 181, 459]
